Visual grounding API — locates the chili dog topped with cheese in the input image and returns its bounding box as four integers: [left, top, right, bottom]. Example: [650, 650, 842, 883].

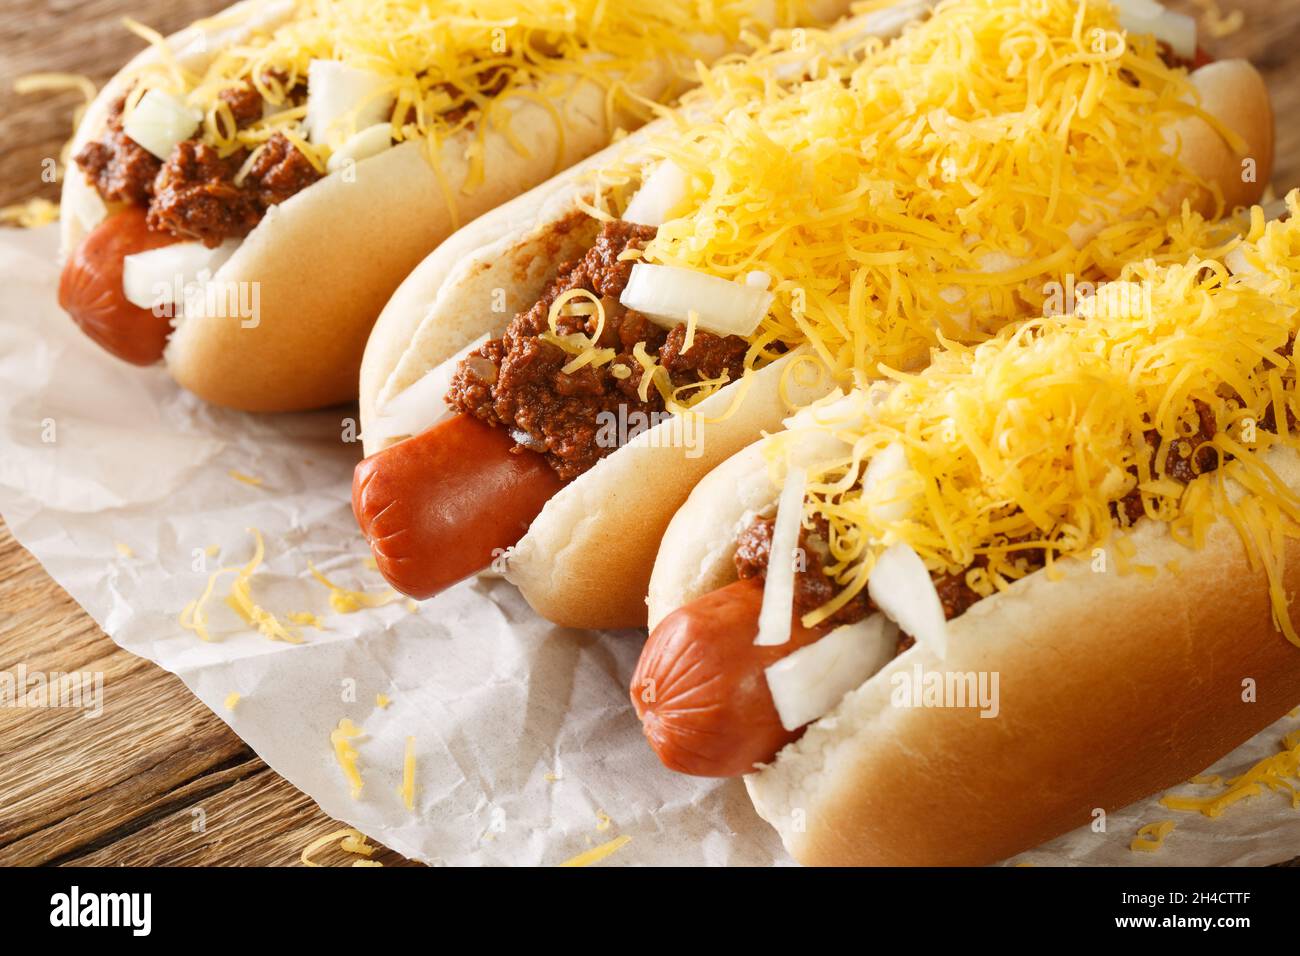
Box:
[353, 0, 1271, 630]
[58, 0, 851, 411]
[634, 195, 1300, 866]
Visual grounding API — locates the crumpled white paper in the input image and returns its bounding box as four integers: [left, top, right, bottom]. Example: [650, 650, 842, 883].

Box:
[2, 224, 1298, 866]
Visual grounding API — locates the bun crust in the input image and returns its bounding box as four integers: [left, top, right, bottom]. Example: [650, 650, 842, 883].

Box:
[651, 432, 1300, 865]
[60, 1, 785, 412]
[359, 29, 1274, 631]
[506, 352, 834, 629]
[1167, 59, 1274, 214]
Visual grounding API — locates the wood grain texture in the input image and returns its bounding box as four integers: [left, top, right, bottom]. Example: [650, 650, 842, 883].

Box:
[0, 517, 414, 867]
[2, 0, 1300, 868]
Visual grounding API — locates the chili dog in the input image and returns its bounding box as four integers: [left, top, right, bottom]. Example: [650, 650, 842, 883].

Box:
[57, 0, 853, 411]
[354, 0, 1271, 630]
[634, 196, 1300, 865]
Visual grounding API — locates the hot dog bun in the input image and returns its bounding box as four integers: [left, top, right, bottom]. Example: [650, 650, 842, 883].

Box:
[357, 123, 838, 628]
[62, 0, 855, 413]
[1164, 58, 1274, 213]
[648, 431, 1300, 866]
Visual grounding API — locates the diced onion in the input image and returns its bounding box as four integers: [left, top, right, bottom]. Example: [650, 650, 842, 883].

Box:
[326, 122, 395, 172]
[1112, 0, 1196, 59]
[1224, 247, 1258, 278]
[122, 240, 239, 312]
[306, 60, 394, 149]
[867, 542, 949, 658]
[765, 613, 899, 732]
[620, 263, 773, 338]
[755, 466, 807, 647]
[861, 441, 912, 525]
[122, 89, 202, 160]
[622, 161, 688, 227]
[368, 334, 490, 444]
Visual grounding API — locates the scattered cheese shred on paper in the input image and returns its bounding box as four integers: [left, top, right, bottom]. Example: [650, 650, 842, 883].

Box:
[1130, 821, 1176, 853]
[179, 529, 306, 644]
[308, 561, 401, 613]
[398, 736, 417, 811]
[0, 198, 59, 228]
[330, 718, 365, 799]
[228, 469, 264, 487]
[1160, 730, 1300, 818]
[224, 692, 241, 711]
[559, 835, 632, 868]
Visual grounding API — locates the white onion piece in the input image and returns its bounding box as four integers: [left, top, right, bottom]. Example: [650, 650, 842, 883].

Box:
[867, 542, 949, 658]
[849, 0, 934, 41]
[765, 613, 899, 732]
[862, 441, 912, 525]
[622, 161, 688, 227]
[755, 466, 808, 647]
[620, 263, 774, 337]
[306, 60, 394, 149]
[1112, 0, 1197, 59]
[122, 240, 239, 312]
[368, 334, 490, 444]
[326, 122, 395, 172]
[123, 89, 202, 160]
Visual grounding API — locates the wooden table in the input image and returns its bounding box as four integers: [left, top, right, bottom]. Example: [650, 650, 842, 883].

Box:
[2, 0, 1299, 868]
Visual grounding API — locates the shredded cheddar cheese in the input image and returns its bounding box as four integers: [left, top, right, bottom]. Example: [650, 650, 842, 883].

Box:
[308, 561, 400, 613]
[116, 0, 798, 194]
[581, 0, 1224, 407]
[13, 71, 99, 176]
[1129, 820, 1176, 853]
[399, 736, 417, 811]
[0, 198, 60, 228]
[224, 692, 241, 711]
[774, 194, 1300, 639]
[301, 827, 381, 866]
[1160, 729, 1300, 818]
[376, 693, 391, 709]
[330, 718, 365, 799]
[179, 530, 309, 643]
[1189, 0, 1243, 38]
[228, 469, 264, 487]
[559, 834, 631, 867]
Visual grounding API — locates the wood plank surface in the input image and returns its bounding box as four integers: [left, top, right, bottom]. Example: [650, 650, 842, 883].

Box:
[1, 0, 1299, 868]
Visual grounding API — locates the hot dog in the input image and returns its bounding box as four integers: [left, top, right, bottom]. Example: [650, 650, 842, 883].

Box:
[57, 0, 854, 412]
[634, 196, 1300, 865]
[353, 413, 566, 600]
[354, 0, 1271, 628]
[59, 208, 179, 365]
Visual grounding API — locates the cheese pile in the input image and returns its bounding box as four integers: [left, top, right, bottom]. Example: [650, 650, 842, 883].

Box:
[605, 0, 1214, 393]
[123, 0, 786, 173]
[774, 193, 1300, 642]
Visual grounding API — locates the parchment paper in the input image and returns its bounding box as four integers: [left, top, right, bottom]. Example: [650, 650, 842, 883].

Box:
[2, 224, 1297, 866]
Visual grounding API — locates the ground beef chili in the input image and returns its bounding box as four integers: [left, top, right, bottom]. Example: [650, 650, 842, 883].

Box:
[73, 96, 161, 207]
[218, 82, 265, 128]
[244, 132, 323, 207]
[74, 88, 322, 247]
[445, 221, 751, 480]
[148, 140, 261, 246]
[734, 397, 1242, 656]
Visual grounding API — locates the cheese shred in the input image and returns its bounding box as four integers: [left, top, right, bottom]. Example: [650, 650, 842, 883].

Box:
[1129, 820, 1176, 853]
[776, 193, 1300, 641]
[330, 718, 365, 799]
[558, 834, 632, 867]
